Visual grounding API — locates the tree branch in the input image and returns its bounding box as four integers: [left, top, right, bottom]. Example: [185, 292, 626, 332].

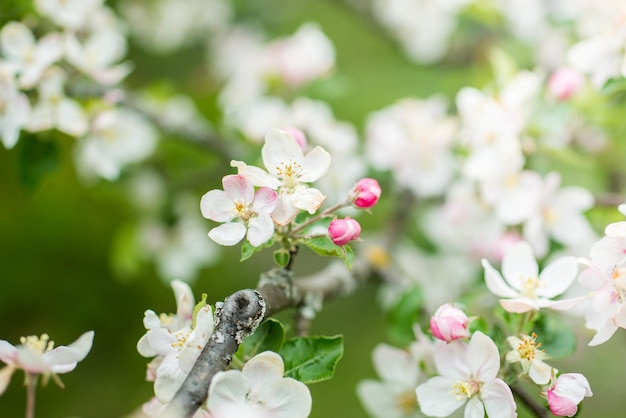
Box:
[511, 384, 548, 418]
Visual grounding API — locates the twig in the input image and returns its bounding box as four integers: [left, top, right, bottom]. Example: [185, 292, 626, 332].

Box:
[511, 384, 548, 418]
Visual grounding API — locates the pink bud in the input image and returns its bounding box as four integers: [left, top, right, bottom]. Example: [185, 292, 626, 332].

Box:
[351, 178, 381, 209]
[548, 68, 583, 101]
[282, 127, 307, 152]
[328, 217, 361, 246]
[429, 303, 470, 343]
[546, 373, 592, 417]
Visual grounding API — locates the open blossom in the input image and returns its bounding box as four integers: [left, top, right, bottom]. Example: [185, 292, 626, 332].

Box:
[231, 128, 331, 225]
[429, 303, 470, 343]
[35, 0, 105, 30]
[207, 351, 312, 418]
[0, 63, 30, 149]
[0, 331, 94, 395]
[482, 241, 582, 313]
[544, 373, 592, 417]
[416, 331, 517, 418]
[357, 343, 424, 418]
[328, 217, 361, 246]
[200, 174, 277, 247]
[137, 280, 213, 403]
[505, 333, 553, 385]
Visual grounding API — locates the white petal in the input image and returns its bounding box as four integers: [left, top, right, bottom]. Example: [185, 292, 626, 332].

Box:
[171, 280, 194, 324]
[262, 128, 304, 171]
[357, 380, 407, 418]
[416, 376, 466, 417]
[538, 297, 585, 311]
[500, 298, 537, 313]
[482, 259, 519, 298]
[529, 360, 553, 385]
[207, 370, 249, 412]
[300, 146, 331, 183]
[208, 222, 246, 246]
[464, 396, 485, 418]
[262, 376, 312, 418]
[0, 365, 15, 395]
[200, 190, 235, 222]
[480, 379, 517, 418]
[588, 320, 618, 346]
[0, 22, 34, 61]
[434, 340, 470, 380]
[56, 98, 88, 136]
[252, 187, 278, 214]
[291, 185, 325, 214]
[468, 331, 500, 382]
[271, 193, 299, 225]
[538, 256, 579, 298]
[502, 241, 538, 290]
[246, 213, 274, 247]
[372, 344, 419, 387]
[231, 160, 279, 189]
[45, 331, 94, 373]
[0, 340, 18, 361]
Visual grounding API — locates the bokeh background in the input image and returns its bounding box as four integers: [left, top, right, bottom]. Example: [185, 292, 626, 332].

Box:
[2, 0, 626, 417]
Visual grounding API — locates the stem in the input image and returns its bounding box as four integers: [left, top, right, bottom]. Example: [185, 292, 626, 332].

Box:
[25, 373, 37, 418]
[290, 200, 350, 234]
[511, 384, 548, 418]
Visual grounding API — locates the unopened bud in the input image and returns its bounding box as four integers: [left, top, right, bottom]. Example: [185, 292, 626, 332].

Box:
[351, 178, 381, 209]
[429, 303, 470, 343]
[328, 217, 361, 246]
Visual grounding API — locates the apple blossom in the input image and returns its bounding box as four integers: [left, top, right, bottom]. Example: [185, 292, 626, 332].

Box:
[137, 280, 213, 403]
[505, 333, 553, 385]
[482, 241, 582, 313]
[350, 178, 381, 209]
[207, 351, 312, 418]
[544, 373, 592, 417]
[415, 331, 517, 418]
[0, 330, 94, 395]
[0, 62, 30, 149]
[200, 174, 277, 247]
[429, 303, 470, 343]
[231, 128, 330, 225]
[357, 343, 424, 418]
[328, 217, 361, 246]
[35, 0, 105, 30]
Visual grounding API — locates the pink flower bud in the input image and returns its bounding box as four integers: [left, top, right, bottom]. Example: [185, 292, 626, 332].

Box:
[328, 217, 361, 246]
[548, 68, 583, 101]
[429, 303, 470, 343]
[351, 178, 381, 209]
[546, 373, 592, 417]
[282, 127, 307, 152]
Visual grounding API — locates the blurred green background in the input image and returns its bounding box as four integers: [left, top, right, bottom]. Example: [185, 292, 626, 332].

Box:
[2, 0, 626, 417]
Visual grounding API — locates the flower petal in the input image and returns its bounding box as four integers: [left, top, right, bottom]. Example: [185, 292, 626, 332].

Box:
[45, 331, 94, 373]
[481, 379, 517, 418]
[502, 241, 538, 290]
[208, 222, 246, 246]
[300, 146, 331, 183]
[482, 259, 519, 298]
[247, 213, 274, 247]
[468, 331, 500, 382]
[538, 256, 579, 298]
[416, 376, 466, 417]
[222, 174, 254, 203]
[231, 160, 280, 189]
[252, 187, 278, 214]
[465, 396, 485, 418]
[500, 298, 537, 313]
[271, 193, 299, 225]
[200, 190, 235, 222]
[262, 128, 304, 172]
[291, 185, 325, 214]
[207, 369, 250, 414]
[0, 365, 16, 395]
[357, 380, 409, 418]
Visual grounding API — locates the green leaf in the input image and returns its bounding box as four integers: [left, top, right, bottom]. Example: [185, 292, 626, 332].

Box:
[386, 286, 424, 346]
[192, 293, 209, 329]
[235, 318, 285, 362]
[533, 315, 577, 359]
[273, 249, 290, 268]
[18, 134, 59, 189]
[240, 239, 273, 262]
[301, 236, 354, 270]
[279, 335, 344, 383]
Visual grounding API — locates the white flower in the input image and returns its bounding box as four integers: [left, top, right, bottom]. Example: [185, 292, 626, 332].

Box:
[137, 280, 213, 403]
[35, 0, 105, 30]
[232, 128, 330, 225]
[482, 241, 582, 313]
[0, 21, 62, 89]
[357, 344, 424, 418]
[523, 172, 596, 257]
[416, 331, 517, 418]
[201, 174, 277, 247]
[505, 333, 553, 385]
[544, 373, 592, 417]
[0, 331, 94, 395]
[75, 109, 157, 181]
[0, 62, 30, 149]
[26, 66, 88, 137]
[207, 351, 312, 418]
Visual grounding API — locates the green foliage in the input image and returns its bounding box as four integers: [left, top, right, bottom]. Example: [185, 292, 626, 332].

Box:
[301, 236, 354, 270]
[235, 318, 286, 363]
[533, 315, 577, 360]
[279, 335, 344, 384]
[386, 286, 424, 346]
[17, 134, 59, 189]
[240, 239, 274, 262]
[273, 248, 291, 268]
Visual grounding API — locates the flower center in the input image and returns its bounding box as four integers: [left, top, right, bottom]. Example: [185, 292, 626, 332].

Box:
[521, 275, 540, 299]
[452, 379, 480, 400]
[275, 159, 302, 189]
[517, 333, 541, 361]
[233, 199, 254, 221]
[171, 329, 192, 351]
[395, 390, 417, 414]
[20, 334, 54, 354]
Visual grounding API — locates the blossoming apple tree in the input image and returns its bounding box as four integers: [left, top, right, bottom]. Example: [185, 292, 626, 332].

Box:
[2, 0, 626, 417]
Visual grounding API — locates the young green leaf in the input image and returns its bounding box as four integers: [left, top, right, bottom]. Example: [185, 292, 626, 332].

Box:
[302, 236, 354, 270]
[273, 249, 290, 268]
[235, 318, 285, 363]
[279, 335, 344, 383]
